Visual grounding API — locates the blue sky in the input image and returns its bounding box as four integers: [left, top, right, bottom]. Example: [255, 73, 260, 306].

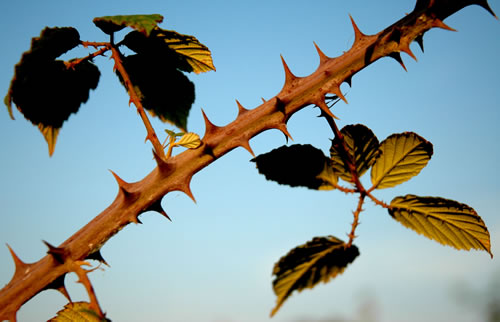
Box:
[0, 1, 499, 321]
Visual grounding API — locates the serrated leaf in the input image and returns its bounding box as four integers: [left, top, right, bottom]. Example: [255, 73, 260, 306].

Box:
[93, 14, 163, 36]
[122, 28, 215, 74]
[371, 132, 433, 189]
[271, 236, 359, 316]
[49, 302, 109, 322]
[175, 132, 201, 149]
[389, 195, 492, 257]
[329, 124, 380, 183]
[252, 144, 336, 190]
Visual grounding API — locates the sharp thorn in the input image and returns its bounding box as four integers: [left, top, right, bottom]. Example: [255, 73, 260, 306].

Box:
[315, 98, 339, 119]
[389, 52, 407, 71]
[401, 43, 417, 61]
[261, 97, 267, 103]
[415, 34, 425, 52]
[146, 199, 172, 222]
[6, 244, 29, 274]
[280, 55, 298, 84]
[109, 170, 134, 196]
[344, 76, 352, 87]
[239, 140, 255, 157]
[477, 0, 498, 18]
[86, 250, 110, 267]
[329, 85, 348, 104]
[349, 14, 366, 44]
[313, 41, 330, 64]
[176, 180, 196, 203]
[201, 109, 220, 137]
[432, 19, 457, 32]
[236, 99, 249, 116]
[274, 123, 293, 142]
[45, 274, 72, 303]
[43, 241, 68, 264]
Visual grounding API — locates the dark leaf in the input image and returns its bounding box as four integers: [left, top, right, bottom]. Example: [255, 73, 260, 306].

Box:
[329, 124, 380, 183]
[117, 54, 194, 131]
[271, 236, 359, 316]
[390, 195, 492, 257]
[252, 144, 337, 190]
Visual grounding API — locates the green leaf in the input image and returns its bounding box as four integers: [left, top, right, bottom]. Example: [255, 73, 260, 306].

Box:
[49, 302, 110, 322]
[93, 14, 163, 36]
[271, 236, 359, 316]
[122, 28, 215, 74]
[118, 54, 194, 131]
[175, 132, 201, 149]
[371, 132, 433, 189]
[389, 195, 492, 257]
[252, 144, 337, 190]
[329, 124, 380, 183]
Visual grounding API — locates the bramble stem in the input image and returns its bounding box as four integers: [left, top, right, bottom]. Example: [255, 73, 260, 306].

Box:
[109, 46, 166, 160]
[347, 193, 365, 247]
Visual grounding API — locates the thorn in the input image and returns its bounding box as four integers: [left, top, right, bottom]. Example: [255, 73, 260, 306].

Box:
[239, 140, 255, 157]
[146, 199, 172, 222]
[313, 41, 330, 65]
[400, 43, 417, 61]
[201, 109, 220, 138]
[109, 170, 134, 197]
[261, 97, 267, 103]
[175, 180, 196, 203]
[328, 85, 348, 104]
[131, 216, 142, 224]
[235, 99, 249, 117]
[349, 14, 367, 44]
[389, 52, 407, 71]
[6, 244, 30, 276]
[274, 123, 293, 142]
[202, 142, 217, 159]
[477, 0, 498, 18]
[280, 55, 298, 85]
[315, 98, 340, 119]
[45, 274, 72, 302]
[43, 241, 69, 264]
[86, 250, 110, 267]
[432, 19, 457, 32]
[415, 34, 425, 52]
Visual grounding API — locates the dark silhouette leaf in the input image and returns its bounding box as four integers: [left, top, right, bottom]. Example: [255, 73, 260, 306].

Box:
[389, 195, 492, 257]
[252, 144, 337, 190]
[49, 302, 110, 322]
[122, 28, 215, 74]
[5, 28, 100, 155]
[118, 54, 194, 131]
[271, 236, 359, 316]
[371, 132, 433, 189]
[93, 14, 163, 36]
[329, 124, 380, 183]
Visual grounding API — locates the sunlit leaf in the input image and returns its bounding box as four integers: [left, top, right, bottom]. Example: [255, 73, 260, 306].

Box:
[118, 54, 194, 131]
[122, 28, 215, 74]
[329, 124, 379, 183]
[175, 132, 201, 149]
[271, 236, 359, 316]
[389, 195, 492, 257]
[49, 302, 109, 322]
[252, 144, 337, 190]
[93, 14, 163, 36]
[371, 132, 433, 189]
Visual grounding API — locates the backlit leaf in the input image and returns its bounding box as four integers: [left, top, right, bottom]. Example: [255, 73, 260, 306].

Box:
[122, 28, 215, 74]
[252, 144, 337, 190]
[93, 14, 163, 36]
[49, 302, 109, 322]
[175, 132, 201, 149]
[389, 195, 492, 257]
[271, 236, 359, 316]
[371, 132, 432, 189]
[329, 124, 379, 183]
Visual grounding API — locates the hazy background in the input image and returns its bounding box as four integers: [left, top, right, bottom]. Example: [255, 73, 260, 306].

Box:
[0, 1, 499, 321]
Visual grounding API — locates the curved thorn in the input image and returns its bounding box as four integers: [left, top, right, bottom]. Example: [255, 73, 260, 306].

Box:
[6, 244, 29, 275]
[329, 85, 348, 104]
[315, 98, 339, 119]
[313, 41, 330, 64]
[45, 274, 72, 303]
[235, 99, 249, 117]
[477, 0, 497, 18]
[415, 34, 425, 52]
[344, 76, 352, 87]
[274, 123, 294, 142]
[432, 19, 457, 31]
[109, 170, 133, 196]
[239, 140, 255, 157]
[280, 55, 298, 85]
[175, 179, 196, 203]
[43, 241, 68, 264]
[146, 199, 172, 222]
[401, 43, 417, 61]
[201, 109, 220, 138]
[86, 250, 110, 267]
[389, 52, 407, 71]
[349, 14, 366, 44]
[261, 97, 267, 103]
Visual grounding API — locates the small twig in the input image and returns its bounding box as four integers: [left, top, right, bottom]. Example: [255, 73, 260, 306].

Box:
[347, 193, 365, 247]
[70, 261, 105, 318]
[66, 44, 111, 69]
[366, 191, 391, 209]
[109, 45, 166, 160]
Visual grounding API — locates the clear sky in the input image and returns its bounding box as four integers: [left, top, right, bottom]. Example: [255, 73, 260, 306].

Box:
[0, 1, 499, 321]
